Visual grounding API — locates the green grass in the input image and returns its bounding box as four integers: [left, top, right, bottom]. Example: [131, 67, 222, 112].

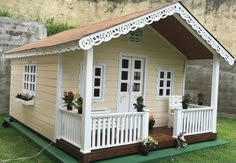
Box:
[1, 114, 235, 163]
[157, 117, 236, 163]
[0, 114, 56, 163]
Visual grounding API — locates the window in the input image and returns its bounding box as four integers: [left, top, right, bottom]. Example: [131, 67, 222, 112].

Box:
[128, 29, 143, 45]
[79, 64, 105, 101]
[23, 64, 37, 95]
[157, 70, 173, 97]
[93, 65, 104, 100]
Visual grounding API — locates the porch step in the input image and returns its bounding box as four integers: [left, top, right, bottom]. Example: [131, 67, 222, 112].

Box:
[4, 117, 78, 163]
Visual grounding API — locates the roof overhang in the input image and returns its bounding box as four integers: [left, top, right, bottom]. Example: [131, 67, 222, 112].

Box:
[4, 1, 234, 65]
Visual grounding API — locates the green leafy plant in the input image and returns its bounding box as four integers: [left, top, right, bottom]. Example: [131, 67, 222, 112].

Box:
[62, 91, 75, 110]
[74, 93, 83, 114]
[133, 96, 145, 112]
[0, 9, 12, 17]
[149, 115, 155, 129]
[45, 18, 75, 36]
[140, 136, 158, 156]
[176, 132, 187, 149]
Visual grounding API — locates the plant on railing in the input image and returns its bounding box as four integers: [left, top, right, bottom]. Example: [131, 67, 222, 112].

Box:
[62, 91, 75, 111]
[182, 94, 191, 109]
[176, 132, 187, 149]
[149, 115, 155, 130]
[16, 93, 34, 101]
[74, 93, 83, 114]
[140, 136, 158, 156]
[133, 96, 145, 112]
[197, 91, 205, 105]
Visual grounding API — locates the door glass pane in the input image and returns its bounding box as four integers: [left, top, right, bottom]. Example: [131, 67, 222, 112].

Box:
[166, 89, 170, 96]
[167, 72, 171, 79]
[133, 83, 140, 92]
[160, 71, 164, 78]
[95, 68, 101, 76]
[160, 80, 164, 87]
[122, 59, 129, 68]
[94, 89, 100, 97]
[134, 72, 141, 80]
[121, 83, 127, 92]
[134, 60, 141, 69]
[167, 80, 171, 87]
[121, 71, 128, 80]
[94, 78, 100, 86]
[159, 89, 163, 96]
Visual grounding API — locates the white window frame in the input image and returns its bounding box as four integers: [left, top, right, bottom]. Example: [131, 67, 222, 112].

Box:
[23, 63, 37, 96]
[156, 70, 173, 98]
[78, 63, 105, 101]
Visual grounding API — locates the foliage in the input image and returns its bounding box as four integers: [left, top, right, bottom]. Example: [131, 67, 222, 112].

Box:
[74, 93, 83, 114]
[0, 9, 12, 17]
[176, 132, 187, 149]
[62, 91, 75, 106]
[133, 96, 145, 112]
[16, 93, 34, 101]
[182, 93, 191, 104]
[149, 115, 155, 129]
[0, 114, 55, 162]
[45, 18, 75, 36]
[140, 136, 158, 155]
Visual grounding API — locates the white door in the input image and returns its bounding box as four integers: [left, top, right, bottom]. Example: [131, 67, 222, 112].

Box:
[117, 56, 145, 112]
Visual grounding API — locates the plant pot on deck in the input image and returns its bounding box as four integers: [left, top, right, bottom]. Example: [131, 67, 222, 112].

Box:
[66, 105, 73, 111]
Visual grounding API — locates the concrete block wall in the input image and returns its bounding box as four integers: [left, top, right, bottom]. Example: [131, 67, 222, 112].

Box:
[186, 59, 236, 116]
[0, 17, 46, 113]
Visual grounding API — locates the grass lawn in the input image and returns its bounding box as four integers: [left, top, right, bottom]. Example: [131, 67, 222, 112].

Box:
[0, 114, 56, 163]
[0, 114, 235, 163]
[158, 117, 236, 163]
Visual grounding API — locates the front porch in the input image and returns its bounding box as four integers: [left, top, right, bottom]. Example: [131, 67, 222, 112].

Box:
[56, 125, 217, 162]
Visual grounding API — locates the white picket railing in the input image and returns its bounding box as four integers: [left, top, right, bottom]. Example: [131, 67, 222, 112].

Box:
[60, 109, 149, 151]
[60, 109, 82, 148]
[173, 106, 214, 137]
[91, 111, 149, 150]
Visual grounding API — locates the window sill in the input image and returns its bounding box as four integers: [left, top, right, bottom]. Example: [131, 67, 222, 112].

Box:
[16, 98, 35, 106]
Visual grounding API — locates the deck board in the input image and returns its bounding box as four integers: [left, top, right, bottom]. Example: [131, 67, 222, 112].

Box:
[56, 126, 217, 163]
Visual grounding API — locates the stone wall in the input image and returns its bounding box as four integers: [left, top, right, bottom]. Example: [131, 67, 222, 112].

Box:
[186, 59, 236, 116]
[0, 0, 235, 57]
[0, 17, 46, 113]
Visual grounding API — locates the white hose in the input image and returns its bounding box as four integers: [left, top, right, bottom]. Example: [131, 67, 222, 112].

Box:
[0, 142, 53, 163]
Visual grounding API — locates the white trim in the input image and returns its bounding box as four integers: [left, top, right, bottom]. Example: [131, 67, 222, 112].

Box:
[55, 53, 63, 141]
[93, 64, 105, 101]
[78, 2, 234, 65]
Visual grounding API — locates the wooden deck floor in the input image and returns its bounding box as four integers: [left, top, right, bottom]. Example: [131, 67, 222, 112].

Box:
[56, 126, 217, 163]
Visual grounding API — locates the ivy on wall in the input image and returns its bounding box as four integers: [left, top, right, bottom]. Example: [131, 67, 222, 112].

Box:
[0, 9, 12, 17]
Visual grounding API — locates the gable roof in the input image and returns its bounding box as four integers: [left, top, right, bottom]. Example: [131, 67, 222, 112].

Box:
[3, 1, 234, 65]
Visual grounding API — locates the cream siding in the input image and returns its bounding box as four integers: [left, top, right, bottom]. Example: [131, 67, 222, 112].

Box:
[61, 25, 185, 127]
[9, 55, 58, 141]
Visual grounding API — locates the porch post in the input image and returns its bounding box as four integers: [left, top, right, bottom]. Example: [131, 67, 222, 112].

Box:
[80, 47, 93, 153]
[172, 108, 182, 138]
[211, 54, 220, 133]
[54, 53, 63, 141]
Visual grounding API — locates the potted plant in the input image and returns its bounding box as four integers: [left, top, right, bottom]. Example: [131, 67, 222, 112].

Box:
[133, 96, 145, 112]
[182, 94, 191, 109]
[16, 93, 34, 105]
[176, 132, 187, 149]
[149, 115, 155, 130]
[74, 93, 83, 114]
[140, 136, 158, 156]
[197, 92, 205, 105]
[62, 91, 74, 111]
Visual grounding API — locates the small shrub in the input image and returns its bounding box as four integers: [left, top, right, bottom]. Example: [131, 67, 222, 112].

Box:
[46, 17, 76, 36]
[0, 9, 12, 17]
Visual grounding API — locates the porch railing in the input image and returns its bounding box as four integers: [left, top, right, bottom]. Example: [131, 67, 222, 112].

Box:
[60, 109, 82, 148]
[59, 109, 149, 151]
[173, 106, 214, 137]
[91, 111, 149, 150]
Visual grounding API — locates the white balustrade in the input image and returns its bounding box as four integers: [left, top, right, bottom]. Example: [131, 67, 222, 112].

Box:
[60, 109, 82, 148]
[90, 111, 149, 150]
[173, 106, 214, 137]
